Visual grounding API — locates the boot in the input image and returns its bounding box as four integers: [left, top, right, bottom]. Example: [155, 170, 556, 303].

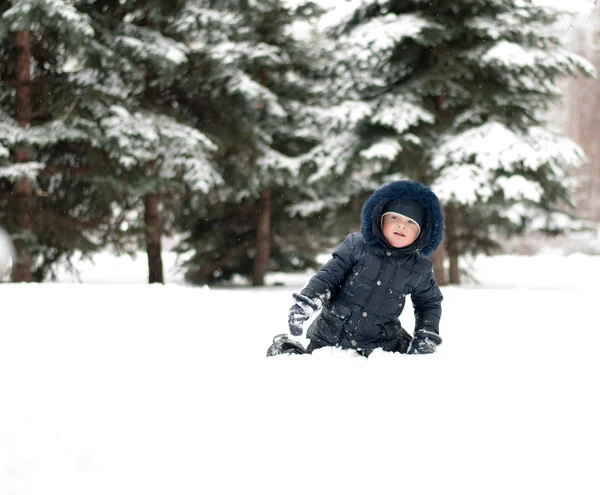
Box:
[266, 334, 307, 357]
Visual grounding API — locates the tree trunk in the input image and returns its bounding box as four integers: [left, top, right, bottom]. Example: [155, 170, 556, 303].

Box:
[11, 30, 34, 282]
[144, 192, 164, 284]
[558, 11, 600, 222]
[252, 187, 272, 287]
[445, 203, 460, 285]
[431, 242, 447, 286]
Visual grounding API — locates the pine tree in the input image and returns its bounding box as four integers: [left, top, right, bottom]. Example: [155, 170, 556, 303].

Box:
[0, 0, 107, 281]
[302, 0, 595, 284]
[75, 0, 221, 284]
[171, 0, 326, 285]
[0, 0, 220, 282]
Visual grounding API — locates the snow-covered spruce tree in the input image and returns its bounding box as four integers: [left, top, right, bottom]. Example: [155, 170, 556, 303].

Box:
[96, 105, 219, 283]
[170, 0, 326, 285]
[300, 0, 595, 284]
[79, 1, 221, 283]
[0, 0, 117, 281]
[0, 0, 220, 283]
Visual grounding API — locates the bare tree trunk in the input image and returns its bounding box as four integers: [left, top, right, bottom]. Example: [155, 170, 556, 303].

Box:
[431, 242, 447, 286]
[588, 11, 600, 222]
[144, 192, 164, 284]
[559, 11, 600, 222]
[445, 203, 461, 285]
[252, 187, 272, 287]
[11, 30, 34, 282]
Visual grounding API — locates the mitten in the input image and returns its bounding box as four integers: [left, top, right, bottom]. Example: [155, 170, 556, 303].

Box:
[288, 293, 320, 337]
[407, 329, 442, 355]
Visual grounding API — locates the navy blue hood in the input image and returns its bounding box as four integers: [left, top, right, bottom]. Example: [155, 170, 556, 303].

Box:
[361, 181, 444, 257]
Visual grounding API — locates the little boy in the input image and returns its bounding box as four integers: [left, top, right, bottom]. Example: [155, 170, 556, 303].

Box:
[272, 180, 444, 357]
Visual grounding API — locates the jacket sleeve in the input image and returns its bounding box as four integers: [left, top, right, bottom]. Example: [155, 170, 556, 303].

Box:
[410, 260, 443, 342]
[297, 233, 357, 306]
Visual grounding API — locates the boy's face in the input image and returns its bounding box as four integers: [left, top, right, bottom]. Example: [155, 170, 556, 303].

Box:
[382, 213, 420, 248]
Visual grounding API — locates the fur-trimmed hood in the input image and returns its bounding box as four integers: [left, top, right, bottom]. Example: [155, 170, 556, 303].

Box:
[361, 181, 444, 257]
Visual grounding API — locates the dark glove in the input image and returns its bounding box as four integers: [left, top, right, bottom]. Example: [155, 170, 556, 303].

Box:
[288, 293, 320, 337]
[408, 329, 442, 355]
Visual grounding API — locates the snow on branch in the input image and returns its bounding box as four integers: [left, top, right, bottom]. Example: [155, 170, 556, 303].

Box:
[0, 161, 45, 181]
[496, 175, 544, 202]
[498, 202, 583, 231]
[0, 112, 92, 149]
[432, 121, 586, 205]
[468, 6, 557, 41]
[210, 41, 291, 67]
[172, 2, 240, 41]
[324, 13, 442, 94]
[154, 114, 216, 152]
[305, 131, 361, 183]
[222, 68, 287, 119]
[433, 164, 490, 205]
[0, 111, 20, 148]
[0, 0, 94, 41]
[256, 147, 302, 175]
[360, 138, 402, 161]
[337, 13, 441, 58]
[434, 121, 585, 173]
[296, 100, 371, 135]
[477, 40, 596, 78]
[66, 69, 133, 100]
[25, 121, 89, 147]
[99, 105, 219, 191]
[370, 94, 435, 133]
[287, 195, 351, 217]
[328, 101, 372, 131]
[101, 106, 160, 167]
[115, 24, 189, 69]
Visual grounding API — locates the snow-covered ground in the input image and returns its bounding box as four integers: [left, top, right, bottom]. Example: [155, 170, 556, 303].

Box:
[1, 252, 599, 495]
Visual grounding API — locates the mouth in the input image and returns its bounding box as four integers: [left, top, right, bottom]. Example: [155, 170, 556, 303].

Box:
[394, 232, 406, 237]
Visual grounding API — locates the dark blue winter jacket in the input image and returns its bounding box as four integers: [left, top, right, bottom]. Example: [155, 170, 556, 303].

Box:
[298, 181, 444, 353]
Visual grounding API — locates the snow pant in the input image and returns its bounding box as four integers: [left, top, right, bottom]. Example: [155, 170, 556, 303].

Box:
[306, 326, 413, 355]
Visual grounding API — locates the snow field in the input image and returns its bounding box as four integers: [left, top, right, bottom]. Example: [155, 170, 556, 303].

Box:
[1, 257, 599, 495]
